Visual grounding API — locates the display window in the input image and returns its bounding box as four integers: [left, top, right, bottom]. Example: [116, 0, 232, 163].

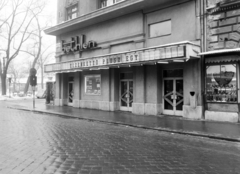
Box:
[206, 64, 237, 103]
[85, 75, 101, 95]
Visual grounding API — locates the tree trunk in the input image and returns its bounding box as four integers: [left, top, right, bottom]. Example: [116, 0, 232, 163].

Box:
[1, 73, 7, 95]
[41, 64, 44, 89]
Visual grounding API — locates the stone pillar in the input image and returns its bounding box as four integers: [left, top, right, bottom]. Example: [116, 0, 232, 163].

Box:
[145, 65, 161, 115]
[54, 73, 61, 106]
[99, 69, 110, 111]
[183, 60, 203, 119]
[60, 73, 68, 106]
[73, 72, 81, 108]
[110, 69, 120, 111]
[132, 66, 145, 115]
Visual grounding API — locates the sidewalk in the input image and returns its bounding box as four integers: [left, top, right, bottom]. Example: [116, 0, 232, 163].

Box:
[3, 98, 240, 142]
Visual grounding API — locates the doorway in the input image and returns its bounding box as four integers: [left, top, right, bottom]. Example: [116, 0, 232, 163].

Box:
[163, 69, 184, 116]
[68, 77, 74, 106]
[120, 80, 133, 111]
[120, 73, 133, 112]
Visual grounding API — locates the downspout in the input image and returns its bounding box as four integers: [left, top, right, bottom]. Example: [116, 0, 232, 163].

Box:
[200, 0, 207, 119]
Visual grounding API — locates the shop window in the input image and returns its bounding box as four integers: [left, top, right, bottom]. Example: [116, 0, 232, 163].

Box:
[149, 20, 171, 38]
[100, 0, 125, 8]
[206, 64, 237, 103]
[85, 75, 101, 95]
[66, 4, 78, 20]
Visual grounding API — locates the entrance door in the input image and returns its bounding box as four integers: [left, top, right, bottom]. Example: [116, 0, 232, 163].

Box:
[68, 82, 74, 106]
[163, 79, 183, 116]
[120, 80, 133, 111]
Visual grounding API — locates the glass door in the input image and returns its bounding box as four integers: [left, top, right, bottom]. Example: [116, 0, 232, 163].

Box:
[120, 80, 133, 111]
[68, 82, 74, 106]
[163, 79, 183, 116]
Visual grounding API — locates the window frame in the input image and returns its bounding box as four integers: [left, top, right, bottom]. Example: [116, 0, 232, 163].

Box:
[205, 62, 238, 104]
[99, 0, 125, 8]
[66, 3, 79, 21]
[149, 20, 172, 39]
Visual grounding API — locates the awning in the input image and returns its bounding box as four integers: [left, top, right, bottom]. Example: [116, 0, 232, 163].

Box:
[205, 55, 240, 64]
[199, 48, 240, 56]
[44, 41, 200, 73]
[206, 1, 240, 14]
[199, 48, 240, 63]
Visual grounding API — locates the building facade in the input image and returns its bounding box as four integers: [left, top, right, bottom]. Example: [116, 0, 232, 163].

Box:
[45, 0, 204, 119]
[200, 0, 240, 122]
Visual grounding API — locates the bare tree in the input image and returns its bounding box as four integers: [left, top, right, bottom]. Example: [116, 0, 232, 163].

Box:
[8, 61, 28, 93]
[0, 0, 45, 95]
[20, 13, 55, 94]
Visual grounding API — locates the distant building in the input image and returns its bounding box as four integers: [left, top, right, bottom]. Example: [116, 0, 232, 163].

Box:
[44, 0, 204, 119]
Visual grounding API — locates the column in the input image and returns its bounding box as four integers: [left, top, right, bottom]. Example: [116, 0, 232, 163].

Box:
[60, 73, 68, 106]
[73, 72, 81, 108]
[132, 66, 145, 115]
[54, 73, 61, 106]
[110, 68, 120, 111]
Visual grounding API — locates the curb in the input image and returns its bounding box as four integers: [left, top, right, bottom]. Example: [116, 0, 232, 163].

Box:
[8, 106, 240, 143]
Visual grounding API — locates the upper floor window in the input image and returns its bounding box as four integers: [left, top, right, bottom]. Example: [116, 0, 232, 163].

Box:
[66, 4, 78, 20]
[100, 0, 125, 8]
[149, 20, 172, 38]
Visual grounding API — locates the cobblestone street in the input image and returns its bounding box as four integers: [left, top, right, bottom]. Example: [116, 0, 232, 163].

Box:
[0, 103, 240, 174]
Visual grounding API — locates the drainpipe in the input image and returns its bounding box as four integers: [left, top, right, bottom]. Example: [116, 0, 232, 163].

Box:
[200, 0, 207, 119]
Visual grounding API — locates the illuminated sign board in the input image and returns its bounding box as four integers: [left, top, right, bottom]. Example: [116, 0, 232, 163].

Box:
[45, 45, 188, 73]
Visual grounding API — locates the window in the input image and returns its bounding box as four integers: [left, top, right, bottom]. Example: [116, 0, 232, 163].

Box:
[149, 20, 171, 38]
[206, 64, 237, 103]
[120, 73, 133, 80]
[66, 4, 78, 20]
[100, 0, 125, 8]
[163, 69, 183, 78]
[85, 75, 101, 95]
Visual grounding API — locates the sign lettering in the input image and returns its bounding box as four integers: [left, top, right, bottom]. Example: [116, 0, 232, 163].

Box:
[62, 35, 97, 53]
[46, 45, 186, 72]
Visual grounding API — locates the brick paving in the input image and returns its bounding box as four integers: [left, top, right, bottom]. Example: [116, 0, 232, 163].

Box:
[4, 99, 240, 142]
[0, 105, 240, 174]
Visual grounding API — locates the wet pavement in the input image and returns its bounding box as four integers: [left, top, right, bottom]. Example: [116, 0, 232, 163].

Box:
[1, 104, 240, 174]
[3, 98, 240, 142]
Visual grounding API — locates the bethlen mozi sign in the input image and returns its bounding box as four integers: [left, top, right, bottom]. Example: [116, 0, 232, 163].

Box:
[61, 35, 97, 53]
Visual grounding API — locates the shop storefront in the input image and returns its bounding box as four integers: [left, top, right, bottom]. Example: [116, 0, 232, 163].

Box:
[201, 0, 240, 122]
[200, 52, 240, 122]
[44, 0, 203, 119]
[45, 42, 201, 118]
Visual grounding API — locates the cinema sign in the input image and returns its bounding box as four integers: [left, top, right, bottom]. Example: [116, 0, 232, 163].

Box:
[61, 35, 97, 53]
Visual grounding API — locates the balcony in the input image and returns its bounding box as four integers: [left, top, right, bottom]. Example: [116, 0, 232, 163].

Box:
[45, 0, 177, 35]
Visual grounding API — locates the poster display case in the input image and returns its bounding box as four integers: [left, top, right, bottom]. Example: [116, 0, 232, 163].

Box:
[85, 75, 101, 95]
